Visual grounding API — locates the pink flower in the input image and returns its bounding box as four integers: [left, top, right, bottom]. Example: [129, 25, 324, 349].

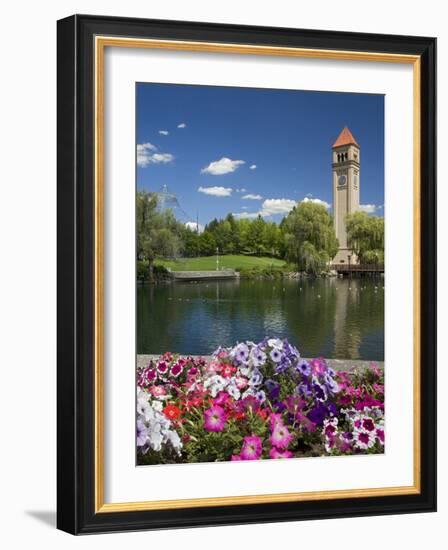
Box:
[213, 392, 230, 406]
[362, 418, 375, 432]
[240, 435, 263, 460]
[269, 423, 293, 449]
[231, 454, 242, 461]
[205, 361, 222, 375]
[235, 376, 248, 390]
[221, 364, 236, 378]
[310, 358, 327, 376]
[269, 412, 284, 430]
[149, 385, 166, 397]
[269, 447, 294, 459]
[376, 428, 385, 443]
[156, 361, 169, 374]
[187, 366, 199, 377]
[170, 362, 183, 377]
[204, 405, 227, 432]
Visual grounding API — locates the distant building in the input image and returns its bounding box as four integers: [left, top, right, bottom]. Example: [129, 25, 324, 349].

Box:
[332, 127, 360, 264]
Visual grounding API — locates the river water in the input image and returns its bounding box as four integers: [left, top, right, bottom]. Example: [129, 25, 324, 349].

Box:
[137, 277, 384, 361]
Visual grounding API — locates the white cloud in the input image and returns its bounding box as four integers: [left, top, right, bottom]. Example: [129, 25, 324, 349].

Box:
[233, 198, 297, 220]
[236, 188, 247, 193]
[241, 206, 249, 210]
[150, 153, 174, 164]
[233, 211, 260, 219]
[359, 204, 377, 214]
[301, 197, 331, 209]
[185, 221, 204, 233]
[201, 157, 245, 175]
[261, 198, 297, 216]
[137, 143, 174, 167]
[158, 130, 169, 136]
[242, 194, 263, 200]
[198, 186, 233, 197]
[177, 123, 187, 129]
[249, 164, 257, 170]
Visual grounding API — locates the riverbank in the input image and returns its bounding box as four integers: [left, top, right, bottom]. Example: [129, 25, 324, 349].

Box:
[137, 354, 384, 372]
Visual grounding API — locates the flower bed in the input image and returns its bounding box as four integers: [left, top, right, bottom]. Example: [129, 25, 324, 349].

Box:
[136, 338, 384, 464]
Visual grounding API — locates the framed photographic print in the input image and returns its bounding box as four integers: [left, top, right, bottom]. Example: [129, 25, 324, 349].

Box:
[57, 14, 436, 534]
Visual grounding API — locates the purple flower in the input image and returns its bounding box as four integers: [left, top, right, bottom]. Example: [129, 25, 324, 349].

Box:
[233, 342, 249, 363]
[204, 405, 227, 432]
[136, 419, 148, 447]
[265, 379, 280, 399]
[240, 435, 263, 460]
[249, 346, 267, 367]
[296, 359, 311, 376]
[270, 348, 283, 363]
[249, 369, 263, 387]
[255, 390, 266, 403]
[308, 403, 328, 425]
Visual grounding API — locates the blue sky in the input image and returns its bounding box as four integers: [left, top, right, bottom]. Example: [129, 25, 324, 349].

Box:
[136, 83, 384, 230]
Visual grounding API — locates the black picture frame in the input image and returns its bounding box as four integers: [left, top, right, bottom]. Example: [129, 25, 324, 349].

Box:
[57, 14, 436, 534]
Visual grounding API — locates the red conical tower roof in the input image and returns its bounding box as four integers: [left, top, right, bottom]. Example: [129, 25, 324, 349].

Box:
[333, 126, 359, 148]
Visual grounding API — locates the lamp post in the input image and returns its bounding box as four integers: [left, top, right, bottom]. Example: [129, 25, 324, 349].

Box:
[216, 247, 219, 271]
[348, 254, 351, 278]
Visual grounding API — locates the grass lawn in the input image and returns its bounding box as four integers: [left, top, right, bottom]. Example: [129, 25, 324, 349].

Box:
[155, 255, 287, 272]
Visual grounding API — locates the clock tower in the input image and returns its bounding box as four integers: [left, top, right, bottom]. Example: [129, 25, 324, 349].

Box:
[332, 126, 360, 264]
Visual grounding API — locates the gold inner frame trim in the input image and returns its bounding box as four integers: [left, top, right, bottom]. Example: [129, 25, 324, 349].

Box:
[94, 35, 421, 514]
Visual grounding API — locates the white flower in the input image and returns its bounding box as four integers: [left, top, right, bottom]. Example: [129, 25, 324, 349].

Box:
[268, 338, 283, 350]
[239, 366, 253, 377]
[227, 384, 241, 400]
[152, 400, 163, 412]
[148, 428, 163, 451]
[164, 430, 183, 455]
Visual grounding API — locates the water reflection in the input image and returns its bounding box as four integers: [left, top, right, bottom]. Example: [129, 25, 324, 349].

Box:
[137, 277, 384, 360]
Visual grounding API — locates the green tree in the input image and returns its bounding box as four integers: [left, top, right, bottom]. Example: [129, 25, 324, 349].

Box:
[247, 215, 267, 255]
[346, 212, 384, 265]
[282, 202, 339, 274]
[136, 191, 184, 281]
[198, 231, 217, 256]
[263, 221, 282, 257]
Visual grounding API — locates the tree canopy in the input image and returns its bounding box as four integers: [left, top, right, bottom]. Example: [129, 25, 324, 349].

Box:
[346, 211, 384, 265]
[281, 202, 339, 275]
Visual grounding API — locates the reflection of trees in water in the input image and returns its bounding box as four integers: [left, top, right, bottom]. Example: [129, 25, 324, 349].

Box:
[137, 278, 384, 359]
[282, 280, 337, 357]
[333, 279, 384, 360]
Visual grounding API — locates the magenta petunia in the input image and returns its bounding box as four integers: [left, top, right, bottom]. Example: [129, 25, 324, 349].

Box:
[170, 362, 183, 377]
[204, 405, 227, 432]
[269, 412, 284, 430]
[269, 447, 294, 459]
[240, 435, 263, 460]
[269, 423, 293, 449]
[157, 361, 169, 374]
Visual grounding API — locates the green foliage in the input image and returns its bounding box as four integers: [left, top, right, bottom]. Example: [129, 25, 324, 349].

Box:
[136, 191, 186, 281]
[346, 212, 384, 264]
[281, 202, 339, 274]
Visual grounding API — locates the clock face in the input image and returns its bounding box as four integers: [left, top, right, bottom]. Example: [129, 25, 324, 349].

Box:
[338, 175, 347, 186]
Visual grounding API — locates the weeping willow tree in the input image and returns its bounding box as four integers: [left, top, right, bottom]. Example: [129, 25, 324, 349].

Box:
[346, 211, 384, 265]
[281, 202, 339, 275]
[136, 191, 185, 281]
